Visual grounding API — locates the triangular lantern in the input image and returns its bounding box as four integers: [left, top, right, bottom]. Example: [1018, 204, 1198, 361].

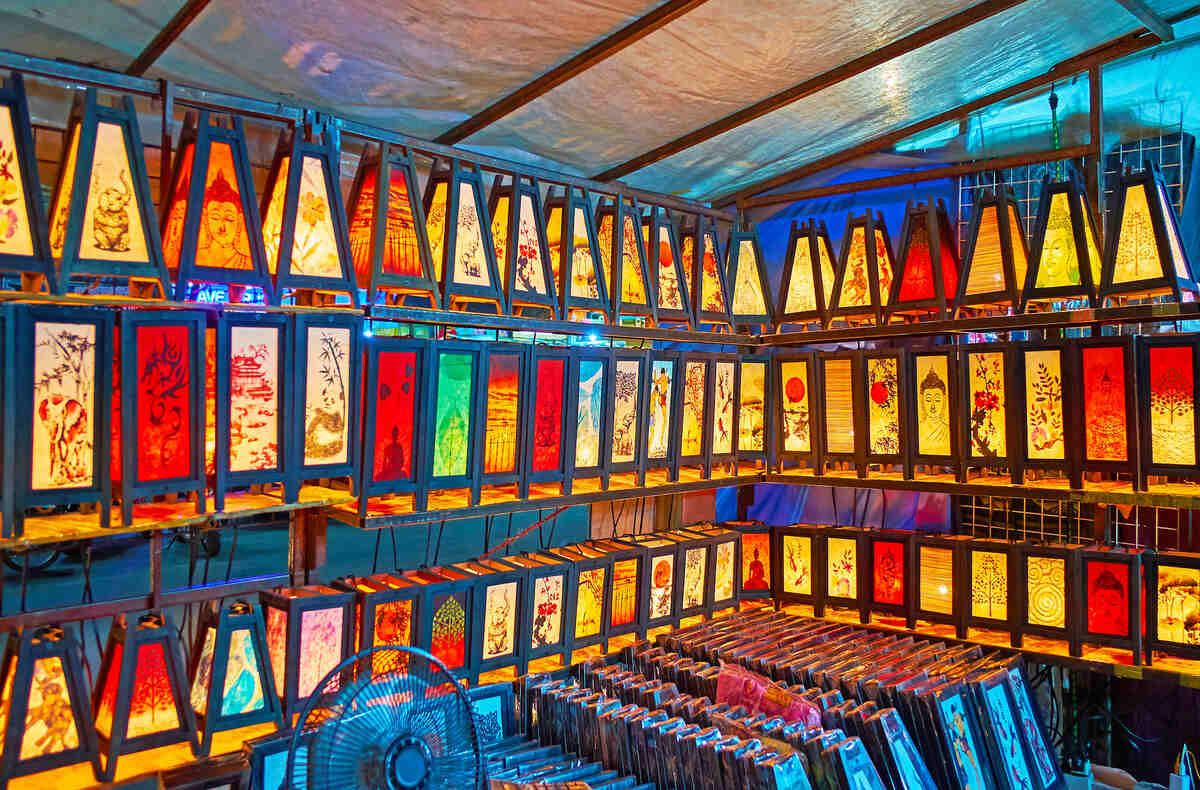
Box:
[829, 210, 895, 326]
[1020, 170, 1103, 311]
[260, 119, 359, 307]
[160, 111, 274, 304]
[545, 186, 609, 320]
[726, 219, 774, 329]
[346, 142, 440, 308]
[0, 625, 101, 786]
[48, 88, 169, 298]
[92, 612, 198, 781]
[188, 600, 281, 756]
[777, 219, 836, 326]
[955, 187, 1028, 315]
[423, 157, 505, 313]
[1099, 162, 1198, 304]
[645, 206, 693, 328]
[680, 214, 733, 327]
[886, 199, 961, 322]
[596, 195, 655, 324]
[0, 73, 55, 294]
[488, 173, 558, 318]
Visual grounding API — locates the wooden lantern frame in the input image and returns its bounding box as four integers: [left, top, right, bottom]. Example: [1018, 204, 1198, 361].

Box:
[166, 112, 274, 303]
[1078, 547, 1144, 665]
[729, 520, 773, 602]
[699, 526, 740, 614]
[906, 347, 961, 478]
[1144, 549, 1200, 663]
[3, 303, 113, 537]
[645, 206, 693, 328]
[595, 195, 655, 325]
[0, 625, 101, 785]
[829, 210, 895, 327]
[865, 529, 914, 623]
[1016, 341, 1081, 488]
[476, 341, 529, 498]
[817, 350, 866, 478]
[331, 573, 424, 673]
[289, 312, 363, 501]
[774, 351, 819, 473]
[1014, 542, 1082, 656]
[547, 545, 613, 655]
[0, 73, 55, 294]
[408, 566, 478, 682]
[725, 221, 775, 329]
[469, 557, 529, 677]
[1072, 335, 1139, 481]
[736, 354, 773, 469]
[954, 187, 1029, 316]
[1020, 171, 1103, 311]
[606, 348, 649, 487]
[545, 186, 609, 321]
[487, 174, 559, 318]
[677, 352, 713, 479]
[885, 199, 960, 322]
[568, 346, 613, 492]
[360, 335, 431, 516]
[911, 533, 970, 637]
[708, 353, 741, 473]
[187, 600, 281, 756]
[51, 88, 170, 298]
[510, 551, 574, 664]
[590, 539, 647, 640]
[673, 529, 718, 620]
[632, 533, 687, 631]
[862, 348, 910, 478]
[117, 308, 207, 525]
[1136, 333, 1200, 490]
[1099, 162, 1198, 305]
[777, 219, 836, 327]
[958, 341, 1024, 484]
[422, 157, 505, 314]
[213, 310, 291, 512]
[823, 526, 871, 623]
[421, 339, 486, 505]
[92, 612, 199, 781]
[962, 538, 1021, 645]
[644, 351, 682, 482]
[680, 214, 733, 328]
[261, 120, 359, 307]
[524, 344, 573, 498]
[770, 523, 826, 613]
[346, 142, 440, 309]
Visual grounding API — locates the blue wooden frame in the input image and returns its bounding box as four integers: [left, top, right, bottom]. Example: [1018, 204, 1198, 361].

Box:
[677, 353, 713, 479]
[469, 557, 529, 676]
[586, 538, 646, 641]
[644, 351, 681, 482]
[288, 312, 363, 501]
[725, 221, 775, 329]
[595, 195, 655, 324]
[511, 551, 573, 665]
[213, 310, 291, 512]
[488, 174, 558, 318]
[829, 210, 894, 327]
[546, 186, 610, 320]
[546, 544, 612, 655]
[403, 566, 477, 683]
[568, 347, 612, 492]
[423, 157, 506, 313]
[422, 339, 485, 505]
[167, 112, 275, 304]
[777, 219, 835, 328]
[607, 349, 648, 487]
[645, 206, 693, 328]
[52, 89, 170, 297]
[736, 354, 772, 469]
[773, 351, 818, 473]
[681, 214, 733, 328]
[476, 341, 529, 497]
[360, 334, 430, 516]
[524, 345, 573, 498]
[1020, 170, 1102, 311]
[0, 73, 55, 293]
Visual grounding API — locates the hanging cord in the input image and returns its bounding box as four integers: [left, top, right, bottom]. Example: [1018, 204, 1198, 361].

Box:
[224, 524, 239, 583]
[432, 520, 446, 566]
[371, 529, 383, 574]
[481, 507, 568, 560]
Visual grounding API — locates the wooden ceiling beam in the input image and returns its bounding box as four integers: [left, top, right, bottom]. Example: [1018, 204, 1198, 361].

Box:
[434, 0, 712, 145]
[125, 0, 213, 77]
[1110, 0, 1174, 41]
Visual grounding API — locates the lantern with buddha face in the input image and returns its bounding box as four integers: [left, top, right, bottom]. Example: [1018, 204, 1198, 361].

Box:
[361, 335, 430, 516]
[1021, 171, 1102, 311]
[907, 349, 959, 477]
[1079, 547, 1144, 665]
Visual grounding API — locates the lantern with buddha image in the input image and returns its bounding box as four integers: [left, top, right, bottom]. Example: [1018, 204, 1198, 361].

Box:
[1021, 171, 1103, 310]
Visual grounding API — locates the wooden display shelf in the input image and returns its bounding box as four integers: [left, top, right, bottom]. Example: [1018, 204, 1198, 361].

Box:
[0, 291, 359, 315]
[327, 464, 765, 529]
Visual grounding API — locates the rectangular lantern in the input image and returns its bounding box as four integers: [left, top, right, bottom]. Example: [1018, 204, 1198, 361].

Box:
[737, 356, 771, 468]
[259, 585, 354, 722]
[681, 214, 733, 328]
[645, 206, 693, 328]
[487, 174, 558, 318]
[213, 311, 289, 512]
[709, 354, 740, 472]
[907, 349, 960, 476]
[546, 544, 612, 655]
[477, 342, 528, 499]
[1015, 543, 1081, 656]
[0, 74, 55, 293]
[726, 222, 774, 329]
[678, 353, 712, 479]
[862, 349, 909, 478]
[963, 538, 1020, 644]
[673, 529, 716, 619]
[1073, 336, 1138, 480]
[595, 196, 655, 324]
[866, 530, 914, 623]
[959, 343, 1023, 484]
[912, 534, 969, 636]
[778, 219, 836, 327]
[331, 573, 421, 678]
[469, 558, 528, 677]
[524, 346, 572, 497]
[955, 187, 1029, 316]
[590, 539, 646, 639]
[692, 526, 739, 615]
[629, 533, 686, 631]
[607, 349, 648, 486]
[360, 335, 430, 516]
[645, 353, 681, 482]
[1136, 334, 1200, 490]
[347, 142, 439, 308]
[117, 309, 207, 525]
[1145, 550, 1200, 663]
[259, 122, 358, 306]
[421, 340, 485, 506]
[886, 199, 960, 322]
[290, 313, 363, 502]
[546, 186, 609, 321]
[770, 523, 825, 612]
[571, 348, 611, 492]
[824, 526, 870, 623]
[1079, 547, 1144, 665]
[162, 111, 274, 303]
[830, 211, 895, 327]
[775, 352, 818, 472]
[407, 566, 475, 680]
[4, 304, 113, 537]
[728, 521, 773, 601]
[818, 351, 865, 477]
[1021, 171, 1102, 311]
[422, 157, 504, 313]
[1017, 342, 1080, 487]
[509, 552, 572, 664]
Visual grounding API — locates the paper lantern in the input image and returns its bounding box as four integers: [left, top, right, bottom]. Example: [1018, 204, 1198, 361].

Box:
[1146, 551, 1200, 662]
[93, 613, 198, 780]
[960, 344, 1022, 483]
[509, 552, 571, 662]
[1019, 344, 1079, 487]
[692, 526, 739, 614]
[1081, 548, 1144, 663]
[825, 527, 869, 622]
[737, 357, 770, 465]
[48, 88, 168, 298]
[525, 347, 571, 496]
[1016, 544, 1081, 656]
[545, 186, 609, 320]
[908, 350, 958, 472]
[914, 535, 968, 636]
[778, 219, 836, 326]
[594, 540, 644, 637]
[259, 122, 357, 306]
[1137, 336, 1200, 490]
[863, 350, 908, 475]
[680, 215, 733, 327]
[478, 344, 526, 495]
[422, 157, 504, 313]
[259, 585, 354, 722]
[775, 352, 817, 471]
[469, 558, 527, 676]
[360, 335, 429, 515]
[633, 533, 685, 629]
[679, 355, 711, 474]
[709, 357, 739, 467]
[572, 349, 611, 487]
[346, 142, 439, 308]
[406, 566, 474, 679]
[644, 206, 693, 327]
[886, 199, 960, 322]
[726, 222, 774, 329]
[1075, 336, 1137, 478]
[547, 544, 611, 653]
[0, 74, 55, 293]
[830, 211, 895, 326]
[0, 625, 100, 784]
[487, 174, 558, 317]
[421, 341, 483, 506]
[955, 187, 1029, 315]
[3, 304, 113, 537]
[289, 313, 363, 501]
[1099, 163, 1197, 304]
[1021, 171, 1102, 311]
[608, 350, 648, 482]
[671, 529, 715, 618]
[729, 521, 772, 600]
[161, 112, 273, 303]
[331, 573, 420, 677]
[187, 601, 280, 755]
[770, 523, 823, 611]
[868, 532, 911, 619]
[595, 196, 654, 323]
[819, 352, 863, 476]
[965, 539, 1018, 641]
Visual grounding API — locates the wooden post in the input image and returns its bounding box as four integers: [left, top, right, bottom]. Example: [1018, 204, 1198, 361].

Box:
[1088, 64, 1105, 236]
[289, 508, 328, 586]
[149, 530, 163, 610]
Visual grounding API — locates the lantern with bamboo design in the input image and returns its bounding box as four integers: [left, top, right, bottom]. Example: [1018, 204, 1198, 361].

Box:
[818, 350, 865, 477]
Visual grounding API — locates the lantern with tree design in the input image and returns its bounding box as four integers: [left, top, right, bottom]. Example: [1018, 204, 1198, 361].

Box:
[964, 538, 1020, 643]
[1137, 334, 1200, 490]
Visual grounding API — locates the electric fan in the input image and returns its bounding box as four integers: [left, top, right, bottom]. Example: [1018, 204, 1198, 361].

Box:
[285, 645, 483, 790]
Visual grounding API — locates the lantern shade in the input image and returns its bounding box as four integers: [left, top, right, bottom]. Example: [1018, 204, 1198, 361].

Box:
[410, 567, 475, 680]
[866, 531, 912, 621]
[678, 354, 712, 475]
[477, 344, 527, 493]
[470, 558, 527, 675]
[423, 158, 505, 313]
[0, 74, 55, 293]
[525, 347, 572, 495]
[546, 186, 609, 320]
[726, 223, 775, 328]
[546, 544, 612, 654]
[571, 349, 611, 487]
[1021, 172, 1103, 310]
[645, 354, 681, 480]
[259, 585, 355, 721]
[770, 523, 823, 611]
[360, 336, 429, 515]
[1099, 163, 1197, 304]
[907, 350, 959, 471]
[913, 535, 969, 636]
[692, 526, 739, 615]
[607, 350, 648, 483]
[1074, 336, 1137, 479]
[709, 355, 739, 467]
[423, 340, 485, 503]
[486, 174, 557, 318]
[737, 357, 771, 466]
[600, 543, 644, 637]
[49, 89, 169, 298]
[510, 552, 573, 660]
[863, 350, 908, 475]
[1137, 335, 1200, 490]
[886, 199, 960, 322]
[631, 533, 686, 630]
[825, 527, 870, 622]
[330, 573, 420, 676]
[346, 143, 439, 308]
[1146, 551, 1200, 662]
[818, 351, 864, 477]
[673, 530, 714, 618]
[775, 352, 818, 471]
[964, 539, 1019, 642]
[1017, 343, 1080, 487]
[596, 196, 655, 324]
[681, 215, 733, 327]
[955, 188, 1029, 314]
[728, 521, 772, 600]
[162, 112, 274, 303]
[0, 625, 101, 784]
[959, 343, 1023, 484]
[830, 211, 895, 326]
[778, 219, 836, 326]
[259, 123, 358, 306]
[645, 207, 693, 327]
[1015, 543, 1081, 656]
[1080, 548, 1144, 664]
